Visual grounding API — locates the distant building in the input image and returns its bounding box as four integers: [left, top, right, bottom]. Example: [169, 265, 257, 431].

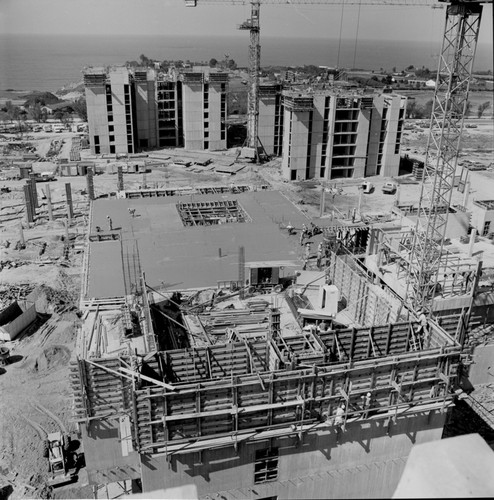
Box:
[279, 90, 406, 181]
[258, 83, 283, 156]
[83, 67, 228, 155]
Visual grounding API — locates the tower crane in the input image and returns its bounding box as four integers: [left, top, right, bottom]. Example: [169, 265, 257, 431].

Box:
[404, 0, 492, 317]
[184, 0, 492, 319]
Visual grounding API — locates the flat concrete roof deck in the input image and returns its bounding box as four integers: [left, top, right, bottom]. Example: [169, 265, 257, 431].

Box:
[86, 191, 309, 299]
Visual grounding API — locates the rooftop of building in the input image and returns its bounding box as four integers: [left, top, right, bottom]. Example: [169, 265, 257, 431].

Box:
[473, 199, 494, 211]
[83, 190, 309, 300]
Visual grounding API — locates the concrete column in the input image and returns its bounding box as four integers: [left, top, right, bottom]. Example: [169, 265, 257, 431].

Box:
[319, 188, 326, 218]
[64, 218, 69, 242]
[86, 168, 95, 201]
[463, 180, 470, 209]
[357, 188, 363, 216]
[65, 183, 74, 221]
[29, 173, 38, 209]
[45, 183, 53, 221]
[468, 229, 477, 257]
[117, 166, 124, 191]
[18, 221, 25, 248]
[23, 184, 35, 223]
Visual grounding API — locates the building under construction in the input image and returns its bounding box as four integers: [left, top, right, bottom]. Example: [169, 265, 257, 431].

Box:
[280, 89, 406, 181]
[83, 67, 228, 155]
[70, 188, 474, 498]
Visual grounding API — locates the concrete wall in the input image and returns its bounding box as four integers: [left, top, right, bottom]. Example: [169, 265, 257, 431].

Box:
[135, 70, 158, 150]
[468, 344, 494, 386]
[109, 68, 134, 154]
[281, 109, 311, 180]
[0, 302, 36, 341]
[140, 410, 446, 499]
[182, 81, 204, 150]
[208, 81, 226, 151]
[86, 83, 110, 155]
[81, 419, 141, 485]
[470, 202, 494, 235]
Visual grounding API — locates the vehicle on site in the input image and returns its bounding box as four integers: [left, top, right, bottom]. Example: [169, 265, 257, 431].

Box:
[361, 181, 374, 194]
[45, 432, 74, 487]
[53, 125, 64, 133]
[382, 181, 398, 194]
[43, 124, 53, 133]
[194, 158, 212, 166]
[172, 160, 192, 167]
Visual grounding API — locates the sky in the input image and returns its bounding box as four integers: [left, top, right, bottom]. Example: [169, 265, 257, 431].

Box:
[0, 0, 492, 46]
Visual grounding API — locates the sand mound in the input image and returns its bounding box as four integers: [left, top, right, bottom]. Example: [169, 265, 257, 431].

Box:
[31, 345, 71, 372]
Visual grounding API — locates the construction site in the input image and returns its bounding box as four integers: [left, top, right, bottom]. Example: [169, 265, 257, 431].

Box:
[0, 0, 494, 499]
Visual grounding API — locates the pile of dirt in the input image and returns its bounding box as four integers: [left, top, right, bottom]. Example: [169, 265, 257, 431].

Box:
[31, 345, 71, 373]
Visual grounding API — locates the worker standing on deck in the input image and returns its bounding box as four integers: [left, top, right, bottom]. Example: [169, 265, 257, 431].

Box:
[334, 403, 346, 429]
[106, 215, 113, 231]
[300, 224, 307, 245]
[416, 309, 428, 348]
[316, 242, 323, 269]
[304, 242, 311, 260]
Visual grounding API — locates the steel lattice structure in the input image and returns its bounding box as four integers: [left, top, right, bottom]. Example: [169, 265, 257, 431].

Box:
[238, 2, 261, 151]
[405, 1, 486, 313]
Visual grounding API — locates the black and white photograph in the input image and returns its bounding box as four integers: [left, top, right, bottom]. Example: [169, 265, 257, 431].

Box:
[0, 1, 493, 498]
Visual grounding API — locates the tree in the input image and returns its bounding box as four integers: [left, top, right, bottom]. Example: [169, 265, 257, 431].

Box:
[28, 102, 47, 123]
[72, 98, 88, 121]
[227, 59, 237, 70]
[209, 58, 218, 68]
[423, 100, 434, 118]
[406, 101, 417, 119]
[139, 54, 150, 66]
[477, 101, 491, 118]
[5, 101, 17, 123]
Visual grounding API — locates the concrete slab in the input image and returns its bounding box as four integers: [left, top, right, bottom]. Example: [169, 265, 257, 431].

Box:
[393, 433, 494, 498]
[87, 191, 310, 298]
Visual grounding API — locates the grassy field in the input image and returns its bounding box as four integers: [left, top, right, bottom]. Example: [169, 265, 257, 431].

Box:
[400, 89, 493, 116]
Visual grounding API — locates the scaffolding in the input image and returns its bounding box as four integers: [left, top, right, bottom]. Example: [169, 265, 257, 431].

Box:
[71, 318, 461, 456]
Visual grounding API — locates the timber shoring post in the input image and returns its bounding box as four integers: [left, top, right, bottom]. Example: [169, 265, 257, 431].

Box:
[385, 323, 393, 356]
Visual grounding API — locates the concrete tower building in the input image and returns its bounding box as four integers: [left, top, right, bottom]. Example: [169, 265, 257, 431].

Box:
[278, 89, 406, 181]
[84, 67, 228, 154]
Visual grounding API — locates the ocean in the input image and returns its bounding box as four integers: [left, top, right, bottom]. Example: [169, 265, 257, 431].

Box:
[0, 33, 492, 93]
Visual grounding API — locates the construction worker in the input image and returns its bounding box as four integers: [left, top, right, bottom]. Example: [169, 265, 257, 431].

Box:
[106, 215, 113, 231]
[415, 309, 428, 348]
[300, 224, 307, 245]
[286, 222, 295, 235]
[304, 242, 311, 260]
[361, 392, 372, 418]
[316, 242, 323, 269]
[334, 403, 346, 428]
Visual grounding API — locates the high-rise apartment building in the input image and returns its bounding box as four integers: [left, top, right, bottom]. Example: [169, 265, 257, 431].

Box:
[83, 67, 228, 155]
[276, 89, 406, 181]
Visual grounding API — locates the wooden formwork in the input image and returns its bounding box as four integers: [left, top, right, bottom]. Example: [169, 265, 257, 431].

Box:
[325, 252, 402, 326]
[71, 321, 461, 455]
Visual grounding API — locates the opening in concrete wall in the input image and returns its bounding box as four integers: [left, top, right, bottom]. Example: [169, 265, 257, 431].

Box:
[175, 200, 252, 226]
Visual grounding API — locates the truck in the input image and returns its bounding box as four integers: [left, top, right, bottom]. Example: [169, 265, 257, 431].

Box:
[45, 432, 75, 487]
[382, 181, 398, 194]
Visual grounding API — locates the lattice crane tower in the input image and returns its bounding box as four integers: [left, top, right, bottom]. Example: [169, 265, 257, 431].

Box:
[405, 0, 492, 313]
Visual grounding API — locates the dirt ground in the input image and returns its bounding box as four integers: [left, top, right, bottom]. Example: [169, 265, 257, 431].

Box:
[0, 115, 493, 498]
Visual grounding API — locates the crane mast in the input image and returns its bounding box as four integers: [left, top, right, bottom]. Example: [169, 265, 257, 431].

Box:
[238, 2, 261, 154]
[405, 0, 487, 313]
